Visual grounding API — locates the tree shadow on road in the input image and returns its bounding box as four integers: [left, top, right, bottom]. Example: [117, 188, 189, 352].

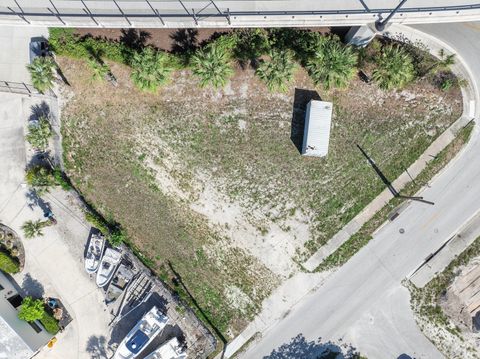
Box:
[26, 189, 52, 216]
[264, 334, 359, 359]
[21, 273, 45, 298]
[86, 335, 108, 359]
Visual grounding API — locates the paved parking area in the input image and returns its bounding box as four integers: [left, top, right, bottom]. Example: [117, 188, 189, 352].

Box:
[0, 92, 112, 358]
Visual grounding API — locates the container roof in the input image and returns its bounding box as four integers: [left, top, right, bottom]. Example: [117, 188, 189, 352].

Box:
[302, 100, 333, 157]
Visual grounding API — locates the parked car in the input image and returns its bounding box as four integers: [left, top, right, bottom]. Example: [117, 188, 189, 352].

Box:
[29, 37, 49, 63]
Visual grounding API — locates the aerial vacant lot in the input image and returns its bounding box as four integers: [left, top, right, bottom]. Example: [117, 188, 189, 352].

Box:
[58, 32, 462, 338]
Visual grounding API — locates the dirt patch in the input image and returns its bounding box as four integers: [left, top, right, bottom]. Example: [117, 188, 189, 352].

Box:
[74, 27, 331, 52]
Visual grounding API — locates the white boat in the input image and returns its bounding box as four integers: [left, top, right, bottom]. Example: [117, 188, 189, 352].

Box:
[144, 337, 186, 359]
[96, 248, 122, 287]
[85, 233, 105, 274]
[114, 306, 169, 359]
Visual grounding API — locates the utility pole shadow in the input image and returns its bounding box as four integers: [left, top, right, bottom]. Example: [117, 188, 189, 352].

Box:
[356, 144, 434, 206]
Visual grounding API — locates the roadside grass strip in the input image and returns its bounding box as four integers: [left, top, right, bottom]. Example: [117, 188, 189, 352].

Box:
[317, 122, 474, 271]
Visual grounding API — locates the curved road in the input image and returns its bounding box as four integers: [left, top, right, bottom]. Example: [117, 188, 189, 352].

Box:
[240, 22, 480, 359]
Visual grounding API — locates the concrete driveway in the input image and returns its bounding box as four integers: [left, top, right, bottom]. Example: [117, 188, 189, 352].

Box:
[0, 92, 111, 359]
[0, 26, 48, 84]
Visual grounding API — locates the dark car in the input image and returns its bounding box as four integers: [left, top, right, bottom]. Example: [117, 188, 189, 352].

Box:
[29, 37, 49, 63]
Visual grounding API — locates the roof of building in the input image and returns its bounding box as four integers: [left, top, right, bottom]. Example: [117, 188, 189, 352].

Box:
[0, 315, 34, 359]
[0, 271, 52, 359]
[301, 100, 333, 157]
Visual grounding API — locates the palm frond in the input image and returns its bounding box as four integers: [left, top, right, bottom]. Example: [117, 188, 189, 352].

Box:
[26, 57, 56, 93]
[372, 44, 416, 90]
[256, 49, 297, 92]
[306, 37, 358, 90]
[190, 45, 234, 89]
[130, 47, 174, 92]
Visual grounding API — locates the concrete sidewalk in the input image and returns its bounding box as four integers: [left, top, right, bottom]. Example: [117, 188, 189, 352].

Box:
[0, 26, 47, 84]
[409, 208, 480, 288]
[303, 24, 478, 272]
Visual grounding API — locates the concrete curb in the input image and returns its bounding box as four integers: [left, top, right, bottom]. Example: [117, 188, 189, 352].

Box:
[303, 24, 479, 272]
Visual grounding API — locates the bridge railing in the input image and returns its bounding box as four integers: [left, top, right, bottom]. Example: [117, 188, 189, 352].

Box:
[1, 0, 480, 27]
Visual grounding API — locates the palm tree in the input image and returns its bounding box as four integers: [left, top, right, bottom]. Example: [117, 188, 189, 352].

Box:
[190, 45, 234, 89]
[26, 116, 52, 151]
[425, 49, 456, 76]
[86, 56, 109, 81]
[233, 28, 270, 63]
[27, 57, 56, 93]
[372, 44, 416, 90]
[130, 48, 174, 92]
[306, 37, 358, 90]
[25, 166, 55, 193]
[256, 49, 297, 92]
[21, 220, 48, 239]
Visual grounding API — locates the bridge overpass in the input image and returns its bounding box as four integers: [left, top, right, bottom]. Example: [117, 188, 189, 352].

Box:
[1, 0, 480, 28]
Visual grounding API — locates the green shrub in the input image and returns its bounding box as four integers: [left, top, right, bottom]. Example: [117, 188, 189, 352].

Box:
[256, 49, 297, 92]
[26, 166, 55, 192]
[84, 211, 110, 235]
[306, 36, 358, 90]
[18, 297, 44, 322]
[40, 311, 60, 334]
[26, 116, 52, 151]
[82, 36, 127, 64]
[233, 29, 270, 62]
[427, 49, 456, 76]
[190, 45, 234, 88]
[372, 44, 416, 90]
[48, 28, 87, 58]
[130, 47, 175, 92]
[440, 78, 454, 91]
[53, 167, 72, 190]
[0, 250, 20, 273]
[268, 29, 321, 63]
[86, 56, 110, 81]
[107, 229, 126, 247]
[209, 34, 238, 54]
[27, 57, 56, 94]
[48, 28, 128, 64]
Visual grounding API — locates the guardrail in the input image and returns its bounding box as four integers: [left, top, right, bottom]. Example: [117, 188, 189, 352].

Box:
[1, 0, 480, 27]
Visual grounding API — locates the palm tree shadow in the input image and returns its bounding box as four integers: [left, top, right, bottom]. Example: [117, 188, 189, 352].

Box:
[86, 335, 108, 359]
[291, 88, 321, 154]
[264, 334, 360, 359]
[119, 29, 151, 51]
[170, 29, 199, 55]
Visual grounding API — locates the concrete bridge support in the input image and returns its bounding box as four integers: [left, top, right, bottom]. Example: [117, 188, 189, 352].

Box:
[345, 24, 380, 47]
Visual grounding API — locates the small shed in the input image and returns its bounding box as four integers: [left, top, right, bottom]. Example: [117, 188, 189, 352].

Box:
[301, 100, 333, 157]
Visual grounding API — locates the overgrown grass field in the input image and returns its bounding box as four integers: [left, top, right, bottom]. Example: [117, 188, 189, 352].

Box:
[58, 32, 462, 338]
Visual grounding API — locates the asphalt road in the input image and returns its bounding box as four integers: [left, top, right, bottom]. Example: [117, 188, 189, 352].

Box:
[241, 23, 480, 359]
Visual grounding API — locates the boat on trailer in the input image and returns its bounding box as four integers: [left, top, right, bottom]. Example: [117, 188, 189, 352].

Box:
[105, 263, 135, 303]
[84, 232, 105, 274]
[114, 306, 169, 359]
[144, 337, 187, 359]
[96, 248, 122, 287]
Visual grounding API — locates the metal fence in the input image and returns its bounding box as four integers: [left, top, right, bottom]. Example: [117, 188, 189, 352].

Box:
[0, 81, 55, 98]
